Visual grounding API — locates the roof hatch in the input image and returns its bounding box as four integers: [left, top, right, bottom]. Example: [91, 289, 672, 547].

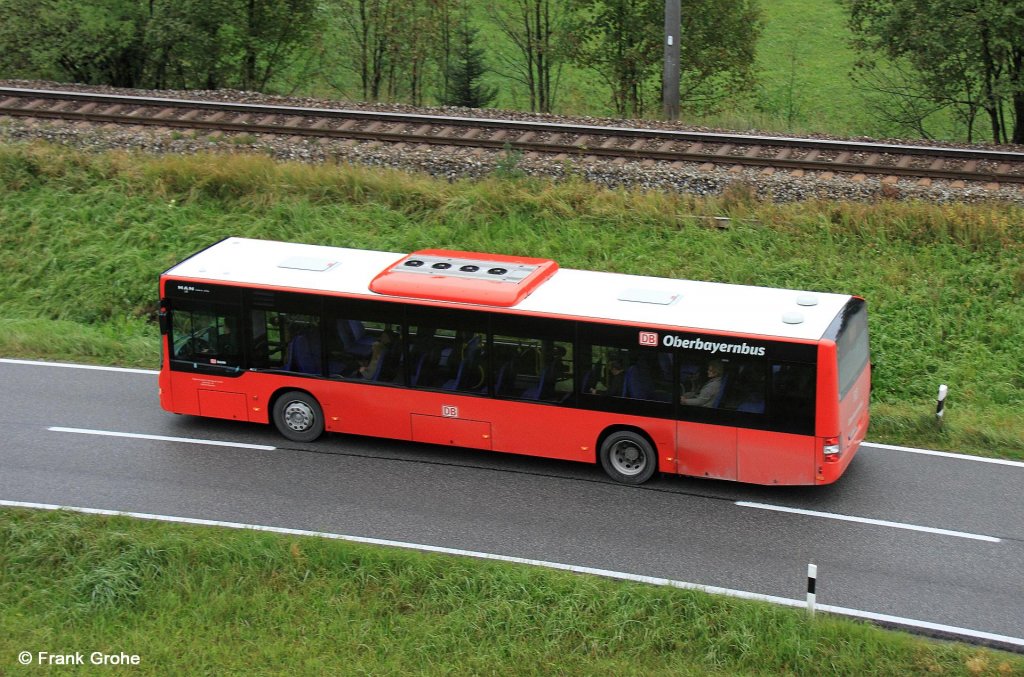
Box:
[369, 249, 559, 307]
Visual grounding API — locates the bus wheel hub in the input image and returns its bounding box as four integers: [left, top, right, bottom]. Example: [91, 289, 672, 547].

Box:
[612, 442, 643, 473]
[284, 401, 314, 431]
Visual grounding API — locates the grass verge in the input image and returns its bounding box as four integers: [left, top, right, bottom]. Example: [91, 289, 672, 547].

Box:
[0, 142, 1021, 458]
[2, 507, 1021, 676]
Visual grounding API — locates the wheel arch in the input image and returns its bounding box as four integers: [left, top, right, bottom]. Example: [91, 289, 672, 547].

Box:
[269, 386, 320, 415]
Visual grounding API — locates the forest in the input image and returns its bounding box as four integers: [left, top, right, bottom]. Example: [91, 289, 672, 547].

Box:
[0, 0, 1021, 143]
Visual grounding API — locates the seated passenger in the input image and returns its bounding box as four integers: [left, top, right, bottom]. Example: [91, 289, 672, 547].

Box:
[681, 360, 724, 407]
[590, 359, 625, 396]
[359, 329, 396, 381]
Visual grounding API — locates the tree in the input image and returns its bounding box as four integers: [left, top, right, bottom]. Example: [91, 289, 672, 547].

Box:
[440, 12, 497, 108]
[332, 0, 398, 100]
[0, 0, 319, 92]
[393, 0, 437, 105]
[238, 0, 320, 91]
[433, 0, 461, 108]
[487, 0, 570, 113]
[566, 0, 661, 117]
[0, 0, 148, 87]
[158, 0, 241, 90]
[843, 0, 1024, 143]
[676, 0, 762, 114]
[323, 0, 458, 105]
[566, 0, 761, 118]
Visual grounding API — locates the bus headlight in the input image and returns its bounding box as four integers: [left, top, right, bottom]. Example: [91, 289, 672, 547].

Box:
[823, 437, 841, 462]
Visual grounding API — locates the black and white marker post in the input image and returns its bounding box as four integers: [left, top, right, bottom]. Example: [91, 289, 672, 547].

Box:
[936, 384, 948, 424]
[807, 563, 817, 616]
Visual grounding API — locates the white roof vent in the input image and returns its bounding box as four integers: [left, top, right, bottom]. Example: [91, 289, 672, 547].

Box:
[782, 312, 805, 324]
[796, 294, 819, 307]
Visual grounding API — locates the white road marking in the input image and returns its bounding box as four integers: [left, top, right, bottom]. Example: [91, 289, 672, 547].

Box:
[6, 358, 1022, 467]
[48, 426, 276, 451]
[1, 499, 1020, 650]
[736, 501, 1001, 543]
[861, 442, 1024, 468]
[0, 357, 157, 375]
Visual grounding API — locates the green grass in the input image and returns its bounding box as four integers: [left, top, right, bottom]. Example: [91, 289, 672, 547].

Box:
[697, 0, 861, 135]
[0, 142, 1021, 458]
[2, 507, 1022, 676]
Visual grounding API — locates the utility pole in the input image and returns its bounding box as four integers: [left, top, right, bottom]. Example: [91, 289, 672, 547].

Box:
[663, 0, 681, 121]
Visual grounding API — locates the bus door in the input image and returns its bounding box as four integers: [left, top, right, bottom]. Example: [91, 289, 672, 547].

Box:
[674, 350, 742, 481]
[162, 282, 248, 422]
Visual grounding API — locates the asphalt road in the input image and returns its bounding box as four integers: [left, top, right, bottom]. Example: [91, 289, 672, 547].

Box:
[1, 359, 1021, 647]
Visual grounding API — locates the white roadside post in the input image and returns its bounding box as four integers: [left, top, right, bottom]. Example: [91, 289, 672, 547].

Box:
[807, 563, 817, 616]
[936, 384, 948, 423]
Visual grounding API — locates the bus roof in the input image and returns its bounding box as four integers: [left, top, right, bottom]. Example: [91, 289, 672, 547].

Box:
[163, 237, 854, 342]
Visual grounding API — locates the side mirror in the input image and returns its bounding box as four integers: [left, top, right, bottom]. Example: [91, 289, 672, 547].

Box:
[158, 302, 170, 335]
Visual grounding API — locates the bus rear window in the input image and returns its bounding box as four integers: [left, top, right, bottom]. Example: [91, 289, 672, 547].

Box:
[835, 301, 869, 398]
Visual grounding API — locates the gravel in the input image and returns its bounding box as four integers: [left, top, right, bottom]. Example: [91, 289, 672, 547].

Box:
[2, 80, 1022, 205]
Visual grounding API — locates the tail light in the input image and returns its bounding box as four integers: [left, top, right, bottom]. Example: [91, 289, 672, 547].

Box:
[823, 437, 841, 462]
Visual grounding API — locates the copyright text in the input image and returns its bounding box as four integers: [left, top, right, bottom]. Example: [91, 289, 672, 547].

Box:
[18, 651, 140, 666]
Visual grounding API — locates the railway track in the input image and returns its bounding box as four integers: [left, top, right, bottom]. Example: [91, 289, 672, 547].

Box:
[2, 86, 1024, 189]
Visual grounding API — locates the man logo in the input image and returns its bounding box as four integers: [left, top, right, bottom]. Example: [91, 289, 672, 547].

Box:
[638, 331, 658, 346]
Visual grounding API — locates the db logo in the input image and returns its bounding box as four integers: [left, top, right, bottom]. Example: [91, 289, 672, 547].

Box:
[638, 331, 658, 347]
[442, 405, 459, 418]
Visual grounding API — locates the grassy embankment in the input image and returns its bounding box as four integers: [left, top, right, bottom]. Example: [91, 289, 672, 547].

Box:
[0, 142, 1021, 458]
[2, 507, 1022, 675]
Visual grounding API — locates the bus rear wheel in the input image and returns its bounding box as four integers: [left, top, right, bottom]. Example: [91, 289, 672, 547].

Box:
[272, 391, 324, 443]
[599, 431, 657, 485]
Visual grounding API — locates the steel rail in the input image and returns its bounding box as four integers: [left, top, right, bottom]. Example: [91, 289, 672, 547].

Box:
[2, 87, 1023, 184]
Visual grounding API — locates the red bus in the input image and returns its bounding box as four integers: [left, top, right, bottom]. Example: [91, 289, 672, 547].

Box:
[158, 237, 870, 485]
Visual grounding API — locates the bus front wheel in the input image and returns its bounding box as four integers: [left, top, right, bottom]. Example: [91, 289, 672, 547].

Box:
[599, 431, 657, 485]
[272, 391, 324, 443]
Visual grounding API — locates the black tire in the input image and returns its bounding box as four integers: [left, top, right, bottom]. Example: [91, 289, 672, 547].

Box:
[272, 391, 324, 443]
[599, 430, 657, 485]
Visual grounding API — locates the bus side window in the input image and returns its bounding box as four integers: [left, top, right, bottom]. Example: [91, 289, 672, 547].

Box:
[771, 363, 815, 426]
[585, 345, 671, 402]
[493, 335, 573, 403]
[490, 315, 574, 404]
[283, 322, 322, 374]
[249, 310, 320, 374]
[721, 358, 766, 413]
[675, 354, 765, 412]
[328, 318, 401, 382]
[407, 322, 488, 392]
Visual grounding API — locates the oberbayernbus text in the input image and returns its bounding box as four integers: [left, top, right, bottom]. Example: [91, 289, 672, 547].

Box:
[159, 237, 870, 485]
